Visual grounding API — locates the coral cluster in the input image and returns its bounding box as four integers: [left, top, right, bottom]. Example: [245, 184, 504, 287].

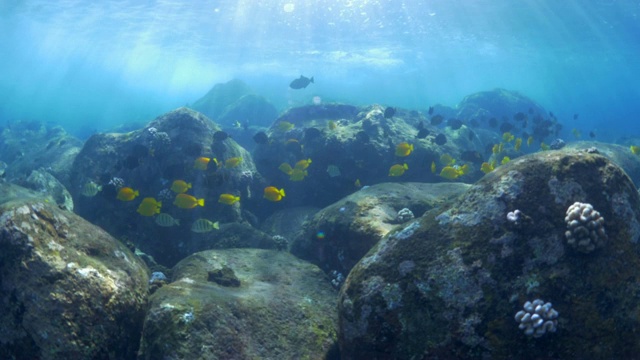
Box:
[396, 208, 415, 223]
[564, 202, 607, 253]
[514, 299, 559, 337]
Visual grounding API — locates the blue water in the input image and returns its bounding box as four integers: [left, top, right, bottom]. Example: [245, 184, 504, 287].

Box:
[1, 0, 639, 139]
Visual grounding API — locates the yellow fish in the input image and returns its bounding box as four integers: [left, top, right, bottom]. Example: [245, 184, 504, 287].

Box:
[492, 144, 500, 155]
[440, 153, 455, 166]
[174, 193, 205, 209]
[354, 179, 362, 188]
[395, 142, 414, 157]
[457, 164, 470, 175]
[191, 219, 219, 233]
[431, 161, 436, 174]
[572, 128, 581, 138]
[631, 146, 640, 155]
[389, 163, 408, 177]
[540, 142, 550, 151]
[480, 162, 494, 174]
[289, 168, 308, 181]
[264, 186, 285, 202]
[499, 143, 504, 153]
[225, 157, 243, 168]
[170, 180, 191, 194]
[294, 158, 312, 170]
[502, 132, 515, 143]
[328, 120, 337, 130]
[277, 121, 295, 132]
[278, 163, 293, 175]
[137, 197, 162, 217]
[117, 187, 139, 201]
[501, 156, 510, 165]
[527, 136, 534, 147]
[218, 194, 240, 205]
[439, 166, 460, 180]
[514, 138, 522, 152]
[194, 157, 211, 170]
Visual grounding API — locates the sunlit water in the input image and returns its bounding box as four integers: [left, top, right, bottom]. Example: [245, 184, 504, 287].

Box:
[1, 0, 638, 139]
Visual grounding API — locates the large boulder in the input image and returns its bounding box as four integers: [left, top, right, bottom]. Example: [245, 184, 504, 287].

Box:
[291, 182, 471, 280]
[138, 248, 338, 359]
[338, 149, 640, 359]
[0, 183, 149, 360]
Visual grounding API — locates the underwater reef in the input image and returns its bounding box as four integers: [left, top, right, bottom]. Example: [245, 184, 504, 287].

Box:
[3, 86, 640, 359]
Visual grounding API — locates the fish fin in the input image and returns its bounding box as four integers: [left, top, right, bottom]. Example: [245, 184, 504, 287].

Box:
[175, 219, 180, 226]
[198, 199, 205, 206]
[213, 221, 219, 230]
[280, 189, 286, 197]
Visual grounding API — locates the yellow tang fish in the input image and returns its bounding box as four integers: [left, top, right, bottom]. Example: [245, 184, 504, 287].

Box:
[388, 163, 408, 177]
[572, 128, 581, 138]
[264, 186, 285, 202]
[218, 194, 240, 205]
[439, 166, 460, 180]
[540, 142, 550, 151]
[225, 157, 243, 168]
[174, 193, 205, 209]
[492, 144, 500, 155]
[430, 161, 436, 174]
[631, 145, 640, 155]
[117, 187, 139, 201]
[354, 179, 362, 188]
[294, 158, 312, 170]
[440, 153, 455, 166]
[170, 180, 192, 194]
[289, 168, 307, 181]
[514, 138, 522, 152]
[499, 143, 504, 153]
[501, 156, 510, 165]
[527, 136, 534, 147]
[278, 163, 293, 175]
[194, 157, 211, 170]
[191, 219, 219, 233]
[480, 162, 494, 174]
[502, 132, 515, 143]
[328, 120, 337, 130]
[137, 197, 162, 217]
[276, 121, 295, 132]
[457, 164, 470, 175]
[395, 142, 414, 157]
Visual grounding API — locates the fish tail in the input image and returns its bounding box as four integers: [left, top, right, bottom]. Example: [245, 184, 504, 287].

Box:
[175, 219, 180, 226]
[280, 189, 286, 197]
[198, 199, 205, 206]
[213, 221, 220, 230]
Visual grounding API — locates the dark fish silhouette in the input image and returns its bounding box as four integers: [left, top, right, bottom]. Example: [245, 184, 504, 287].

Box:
[434, 133, 447, 145]
[428, 106, 434, 115]
[253, 132, 269, 144]
[589, 131, 595, 138]
[416, 128, 430, 139]
[213, 131, 229, 141]
[448, 118, 463, 130]
[289, 75, 314, 89]
[573, 113, 579, 120]
[304, 127, 322, 141]
[430, 115, 443, 126]
[384, 107, 396, 118]
[500, 122, 514, 133]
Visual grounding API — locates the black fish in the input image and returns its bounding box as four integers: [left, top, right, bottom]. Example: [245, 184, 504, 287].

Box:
[384, 107, 396, 119]
[589, 131, 596, 138]
[304, 127, 322, 141]
[434, 133, 447, 145]
[416, 128, 430, 139]
[500, 122, 514, 133]
[428, 106, 434, 115]
[513, 112, 527, 121]
[460, 150, 483, 164]
[253, 132, 269, 144]
[488, 117, 498, 128]
[448, 118, 463, 130]
[573, 113, 579, 120]
[289, 75, 314, 89]
[430, 115, 443, 126]
[213, 131, 229, 141]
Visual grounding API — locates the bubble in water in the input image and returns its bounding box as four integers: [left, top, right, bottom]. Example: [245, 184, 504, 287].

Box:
[312, 96, 322, 105]
[283, 3, 295, 13]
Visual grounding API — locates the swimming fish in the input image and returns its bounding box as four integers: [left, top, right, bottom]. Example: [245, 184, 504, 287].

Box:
[480, 162, 494, 174]
[117, 187, 139, 201]
[631, 146, 640, 155]
[439, 166, 460, 180]
[572, 128, 581, 138]
[279, 163, 294, 175]
[289, 75, 314, 89]
[384, 107, 396, 119]
[219, 194, 240, 205]
[81, 181, 102, 197]
[137, 197, 162, 217]
[213, 131, 229, 141]
[174, 193, 205, 209]
[395, 142, 414, 157]
[502, 132, 515, 143]
[527, 136, 534, 147]
[448, 119, 463, 130]
[540, 142, 550, 151]
[430, 115, 444, 126]
[155, 213, 180, 227]
[328, 120, 337, 130]
[191, 219, 220, 233]
[264, 186, 285, 202]
[354, 179, 362, 188]
[434, 134, 447, 145]
[327, 165, 341, 177]
[253, 132, 269, 144]
[170, 180, 192, 194]
[514, 138, 523, 152]
[440, 154, 455, 166]
[289, 168, 308, 181]
[294, 158, 312, 170]
[501, 156, 510, 165]
[225, 157, 243, 168]
[194, 157, 211, 170]
[389, 163, 408, 177]
[431, 161, 436, 173]
[277, 121, 295, 132]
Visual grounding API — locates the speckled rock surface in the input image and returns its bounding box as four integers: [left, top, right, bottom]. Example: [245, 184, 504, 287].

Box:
[291, 182, 471, 277]
[138, 248, 338, 360]
[564, 140, 640, 187]
[0, 183, 149, 360]
[338, 149, 640, 359]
